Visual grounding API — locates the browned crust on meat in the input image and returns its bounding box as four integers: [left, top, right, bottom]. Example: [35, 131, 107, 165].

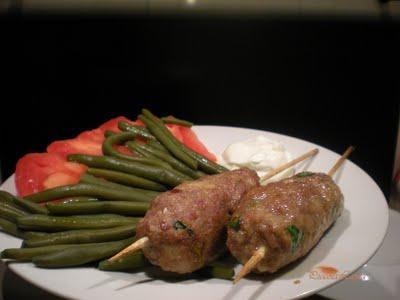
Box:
[136, 168, 259, 273]
[227, 173, 343, 273]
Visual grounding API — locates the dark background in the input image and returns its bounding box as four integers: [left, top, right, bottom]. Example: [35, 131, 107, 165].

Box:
[1, 14, 399, 199]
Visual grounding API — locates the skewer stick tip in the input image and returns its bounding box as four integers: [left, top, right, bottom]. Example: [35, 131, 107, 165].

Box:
[261, 148, 319, 182]
[327, 146, 355, 177]
[233, 246, 266, 284]
[108, 236, 149, 262]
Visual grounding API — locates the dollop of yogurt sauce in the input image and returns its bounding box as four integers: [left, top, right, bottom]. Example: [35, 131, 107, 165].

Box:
[218, 135, 294, 184]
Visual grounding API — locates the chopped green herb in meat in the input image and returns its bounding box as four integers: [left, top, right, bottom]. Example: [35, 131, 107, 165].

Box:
[228, 218, 241, 232]
[173, 220, 194, 236]
[287, 225, 303, 253]
[296, 171, 314, 178]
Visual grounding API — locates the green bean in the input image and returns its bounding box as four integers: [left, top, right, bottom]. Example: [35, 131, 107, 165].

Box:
[79, 173, 160, 198]
[198, 264, 234, 280]
[143, 109, 226, 174]
[24, 183, 155, 204]
[103, 132, 172, 170]
[126, 141, 156, 158]
[121, 141, 192, 180]
[139, 112, 198, 170]
[86, 168, 167, 191]
[130, 142, 202, 179]
[143, 108, 225, 174]
[0, 202, 29, 222]
[98, 251, 147, 271]
[104, 130, 117, 138]
[126, 142, 201, 179]
[0, 191, 48, 215]
[118, 122, 157, 141]
[125, 141, 172, 168]
[2, 244, 89, 261]
[17, 214, 140, 232]
[161, 116, 193, 127]
[147, 140, 169, 152]
[0, 218, 47, 240]
[124, 142, 192, 180]
[68, 155, 189, 187]
[33, 237, 136, 268]
[24, 224, 137, 248]
[0, 191, 21, 209]
[58, 197, 99, 204]
[0, 217, 26, 237]
[105, 134, 174, 171]
[164, 132, 226, 174]
[181, 145, 227, 174]
[46, 201, 149, 216]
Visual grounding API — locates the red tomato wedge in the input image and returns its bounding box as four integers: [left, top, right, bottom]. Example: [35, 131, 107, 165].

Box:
[179, 127, 217, 161]
[115, 145, 134, 156]
[166, 124, 185, 143]
[15, 153, 86, 196]
[47, 139, 103, 159]
[99, 116, 132, 133]
[77, 128, 105, 144]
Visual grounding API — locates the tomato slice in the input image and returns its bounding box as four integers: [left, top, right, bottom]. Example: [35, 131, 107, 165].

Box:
[114, 145, 134, 156]
[179, 127, 217, 161]
[99, 116, 132, 133]
[47, 139, 103, 159]
[77, 128, 105, 144]
[166, 124, 184, 143]
[15, 153, 86, 196]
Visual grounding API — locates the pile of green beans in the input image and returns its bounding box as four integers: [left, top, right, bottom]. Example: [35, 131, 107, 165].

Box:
[0, 109, 235, 280]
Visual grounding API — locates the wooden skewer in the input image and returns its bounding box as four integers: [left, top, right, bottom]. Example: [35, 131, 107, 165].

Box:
[108, 237, 149, 262]
[233, 246, 266, 284]
[327, 146, 355, 177]
[233, 146, 354, 284]
[260, 148, 319, 182]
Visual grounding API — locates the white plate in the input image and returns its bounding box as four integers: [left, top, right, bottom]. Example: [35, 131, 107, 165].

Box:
[0, 125, 389, 300]
[319, 209, 400, 300]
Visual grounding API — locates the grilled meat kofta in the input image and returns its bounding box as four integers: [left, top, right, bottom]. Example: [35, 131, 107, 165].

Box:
[135, 168, 259, 274]
[227, 172, 344, 273]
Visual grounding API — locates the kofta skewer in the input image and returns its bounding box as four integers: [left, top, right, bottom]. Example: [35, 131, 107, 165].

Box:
[113, 168, 260, 273]
[108, 149, 319, 273]
[232, 146, 354, 283]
